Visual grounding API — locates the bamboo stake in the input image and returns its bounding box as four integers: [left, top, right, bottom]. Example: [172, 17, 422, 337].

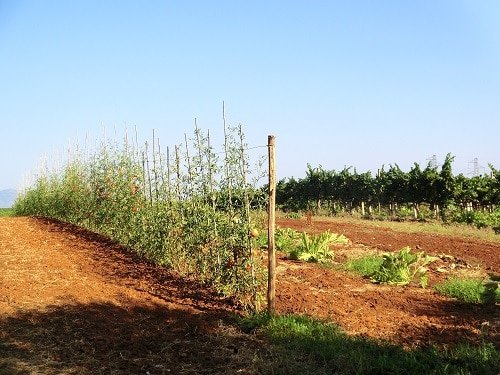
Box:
[195, 120, 206, 195]
[238, 124, 256, 308]
[157, 138, 165, 197]
[152, 129, 159, 202]
[166, 146, 172, 204]
[141, 150, 147, 198]
[184, 133, 192, 190]
[145, 142, 153, 206]
[207, 130, 220, 269]
[222, 102, 234, 217]
[175, 145, 181, 200]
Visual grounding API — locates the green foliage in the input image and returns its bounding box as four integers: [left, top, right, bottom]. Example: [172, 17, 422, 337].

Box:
[286, 230, 348, 263]
[14, 124, 266, 310]
[275, 227, 300, 252]
[239, 312, 499, 375]
[370, 247, 436, 287]
[0, 208, 13, 217]
[246, 227, 349, 265]
[284, 211, 302, 219]
[276, 158, 500, 230]
[291, 231, 334, 262]
[435, 277, 500, 304]
[452, 208, 500, 231]
[253, 227, 300, 251]
[257, 227, 348, 264]
[345, 255, 384, 276]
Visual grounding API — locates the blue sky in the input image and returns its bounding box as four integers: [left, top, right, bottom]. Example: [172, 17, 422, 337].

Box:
[1, 1, 499, 190]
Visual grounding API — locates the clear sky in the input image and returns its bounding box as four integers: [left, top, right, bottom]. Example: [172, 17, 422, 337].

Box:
[1, 1, 499, 190]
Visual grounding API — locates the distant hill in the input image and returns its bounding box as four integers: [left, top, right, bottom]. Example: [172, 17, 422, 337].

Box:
[0, 189, 17, 208]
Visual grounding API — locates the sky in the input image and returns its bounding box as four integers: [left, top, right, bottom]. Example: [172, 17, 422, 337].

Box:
[1, 1, 499, 190]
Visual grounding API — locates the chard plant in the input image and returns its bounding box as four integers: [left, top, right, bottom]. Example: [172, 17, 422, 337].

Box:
[370, 246, 437, 287]
[288, 230, 348, 263]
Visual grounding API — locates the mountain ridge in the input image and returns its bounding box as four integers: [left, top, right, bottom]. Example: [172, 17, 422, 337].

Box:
[0, 189, 17, 208]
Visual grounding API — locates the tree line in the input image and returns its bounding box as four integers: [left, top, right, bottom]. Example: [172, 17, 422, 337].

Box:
[277, 154, 500, 221]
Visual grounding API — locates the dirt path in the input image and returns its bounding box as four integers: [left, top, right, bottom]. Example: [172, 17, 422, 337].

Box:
[0, 217, 261, 374]
[1, 216, 498, 374]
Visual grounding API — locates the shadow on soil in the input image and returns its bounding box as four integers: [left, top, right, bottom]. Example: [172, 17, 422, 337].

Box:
[0, 301, 261, 375]
[37, 217, 235, 313]
[396, 295, 499, 348]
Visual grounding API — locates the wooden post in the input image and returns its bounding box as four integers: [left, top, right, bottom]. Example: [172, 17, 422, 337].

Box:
[267, 135, 276, 314]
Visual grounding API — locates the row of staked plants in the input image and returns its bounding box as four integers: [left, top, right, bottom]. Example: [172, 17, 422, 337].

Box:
[14, 124, 268, 309]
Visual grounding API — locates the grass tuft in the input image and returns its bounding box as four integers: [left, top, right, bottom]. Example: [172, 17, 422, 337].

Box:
[434, 277, 500, 304]
[345, 254, 383, 276]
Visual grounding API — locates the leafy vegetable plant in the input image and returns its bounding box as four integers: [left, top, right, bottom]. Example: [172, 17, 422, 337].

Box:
[370, 246, 436, 287]
[288, 230, 348, 263]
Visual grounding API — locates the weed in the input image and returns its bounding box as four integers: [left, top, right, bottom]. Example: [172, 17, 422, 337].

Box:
[275, 227, 300, 252]
[345, 254, 383, 276]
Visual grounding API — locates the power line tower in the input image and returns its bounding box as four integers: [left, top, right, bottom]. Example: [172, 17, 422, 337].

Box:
[468, 158, 482, 176]
[426, 154, 438, 169]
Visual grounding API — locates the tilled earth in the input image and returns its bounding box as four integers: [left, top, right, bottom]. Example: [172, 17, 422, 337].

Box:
[0, 217, 263, 374]
[0, 216, 498, 374]
[276, 218, 499, 347]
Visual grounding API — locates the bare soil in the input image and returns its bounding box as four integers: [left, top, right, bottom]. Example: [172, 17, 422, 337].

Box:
[1, 216, 498, 373]
[0, 217, 263, 374]
[276, 217, 499, 347]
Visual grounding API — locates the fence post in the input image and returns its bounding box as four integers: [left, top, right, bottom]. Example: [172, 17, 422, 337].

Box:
[267, 135, 276, 314]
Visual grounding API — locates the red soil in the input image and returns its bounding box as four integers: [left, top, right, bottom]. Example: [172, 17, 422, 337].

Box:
[275, 217, 499, 347]
[0, 216, 498, 373]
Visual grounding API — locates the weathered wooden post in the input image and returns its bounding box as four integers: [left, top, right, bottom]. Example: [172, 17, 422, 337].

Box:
[267, 135, 276, 314]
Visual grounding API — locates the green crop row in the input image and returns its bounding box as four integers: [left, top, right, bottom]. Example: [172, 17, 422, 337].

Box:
[15, 125, 267, 310]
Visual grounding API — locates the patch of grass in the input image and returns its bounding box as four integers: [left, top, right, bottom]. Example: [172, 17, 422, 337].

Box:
[0, 208, 13, 217]
[240, 313, 499, 375]
[435, 277, 500, 304]
[284, 211, 302, 219]
[345, 254, 383, 276]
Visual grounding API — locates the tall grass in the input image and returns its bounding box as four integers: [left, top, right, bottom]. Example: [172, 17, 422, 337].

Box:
[14, 124, 267, 309]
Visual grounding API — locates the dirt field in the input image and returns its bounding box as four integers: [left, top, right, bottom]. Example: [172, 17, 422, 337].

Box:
[0, 217, 263, 374]
[276, 218, 499, 348]
[1, 216, 498, 373]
